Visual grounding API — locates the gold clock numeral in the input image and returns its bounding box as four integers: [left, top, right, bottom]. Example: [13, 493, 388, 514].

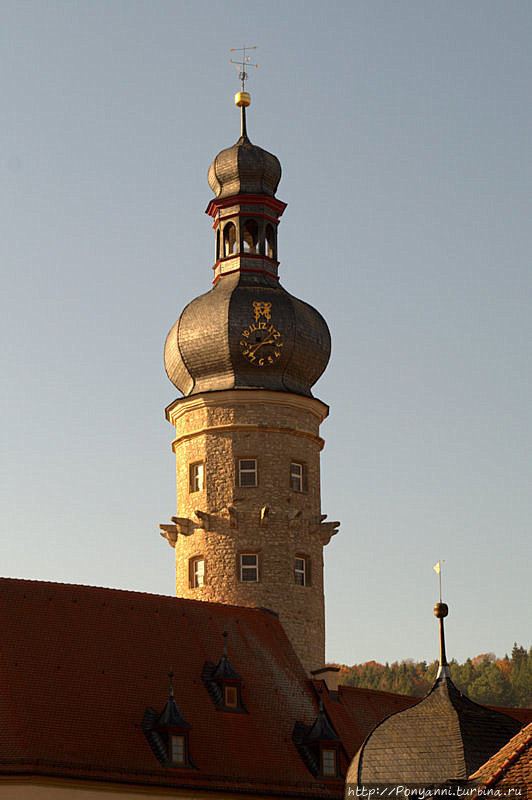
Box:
[239, 315, 283, 367]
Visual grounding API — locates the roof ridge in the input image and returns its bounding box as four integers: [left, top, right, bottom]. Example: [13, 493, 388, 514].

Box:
[0, 577, 283, 618]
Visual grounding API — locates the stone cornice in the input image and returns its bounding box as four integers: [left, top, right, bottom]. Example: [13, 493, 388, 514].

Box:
[165, 390, 329, 426]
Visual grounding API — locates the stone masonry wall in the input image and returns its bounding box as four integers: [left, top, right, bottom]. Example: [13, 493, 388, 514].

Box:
[166, 390, 332, 674]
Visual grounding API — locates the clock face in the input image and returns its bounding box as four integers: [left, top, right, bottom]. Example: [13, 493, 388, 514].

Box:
[240, 301, 284, 367]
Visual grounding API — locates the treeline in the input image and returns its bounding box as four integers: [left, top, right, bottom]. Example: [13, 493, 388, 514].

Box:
[338, 643, 532, 708]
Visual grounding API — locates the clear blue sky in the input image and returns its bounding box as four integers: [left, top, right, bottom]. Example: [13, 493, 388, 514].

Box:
[1, 0, 530, 667]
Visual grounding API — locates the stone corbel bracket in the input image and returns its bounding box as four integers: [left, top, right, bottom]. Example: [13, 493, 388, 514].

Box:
[194, 509, 212, 531]
[309, 515, 340, 546]
[158, 516, 195, 547]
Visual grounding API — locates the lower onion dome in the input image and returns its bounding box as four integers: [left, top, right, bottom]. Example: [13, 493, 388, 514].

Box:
[164, 272, 331, 398]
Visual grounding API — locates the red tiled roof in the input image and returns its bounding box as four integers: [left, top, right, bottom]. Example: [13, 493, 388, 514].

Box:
[1, 578, 527, 796]
[470, 722, 532, 791]
[0, 577, 408, 796]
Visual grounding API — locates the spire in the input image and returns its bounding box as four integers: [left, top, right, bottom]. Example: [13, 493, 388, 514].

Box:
[434, 601, 449, 678]
[230, 45, 257, 143]
[433, 560, 449, 678]
[168, 667, 174, 698]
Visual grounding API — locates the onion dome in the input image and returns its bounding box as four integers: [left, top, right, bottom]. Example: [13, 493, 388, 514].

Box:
[208, 92, 281, 199]
[345, 603, 521, 789]
[165, 92, 330, 399]
[165, 272, 330, 398]
[208, 135, 281, 199]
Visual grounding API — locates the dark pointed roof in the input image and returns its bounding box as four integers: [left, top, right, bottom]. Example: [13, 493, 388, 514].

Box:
[347, 671, 522, 786]
[303, 691, 341, 745]
[346, 603, 523, 787]
[212, 653, 242, 682]
[153, 695, 192, 730]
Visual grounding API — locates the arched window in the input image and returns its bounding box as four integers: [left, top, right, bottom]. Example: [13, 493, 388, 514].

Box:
[223, 222, 236, 256]
[242, 219, 258, 253]
[216, 229, 220, 261]
[265, 224, 276, 259]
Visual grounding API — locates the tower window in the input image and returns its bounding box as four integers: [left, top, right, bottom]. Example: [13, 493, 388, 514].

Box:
[321, 748, 337, 777]
[223, 222, 236, 256]
[238, 459, 257, 487]
[240, 553, 258, 582]
[265, 223, 276, 259]
[224, 685, 238, 708]
[190, 557, 205, 588]
[189, 462, 204, 493]
[170, 735, 186, 765]
[290, 461, 304, 492]
[294, 556, 309, 586]
[242, 219, 258, 253]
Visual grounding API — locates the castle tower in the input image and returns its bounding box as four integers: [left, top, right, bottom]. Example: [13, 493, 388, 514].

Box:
[161, 90, 338, 674]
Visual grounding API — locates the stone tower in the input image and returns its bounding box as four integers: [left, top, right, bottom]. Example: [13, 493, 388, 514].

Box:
[161, 91, 339, 674]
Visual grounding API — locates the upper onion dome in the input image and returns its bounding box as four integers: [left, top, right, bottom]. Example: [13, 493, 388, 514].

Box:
[208, 134, 281, 199]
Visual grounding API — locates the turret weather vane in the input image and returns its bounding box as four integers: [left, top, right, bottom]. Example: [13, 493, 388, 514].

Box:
[230, 45, 258, 91]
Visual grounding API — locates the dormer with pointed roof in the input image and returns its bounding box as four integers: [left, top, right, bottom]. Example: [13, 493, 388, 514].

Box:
[143, 670, 195, 769]
[294, 687, 345, 780]
[202, 631, 247, 712]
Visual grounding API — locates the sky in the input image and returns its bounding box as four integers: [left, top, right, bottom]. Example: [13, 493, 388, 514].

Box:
[1, 0, 530, 668]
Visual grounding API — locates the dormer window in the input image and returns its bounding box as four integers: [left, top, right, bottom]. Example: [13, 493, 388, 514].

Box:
[170, 734, 186, 765]
[224, 685, 238, 708]
[321, 747, 337, 777]
[202, 632, 247, 714]
[142, 670, 195, 769]
[292, 689, 343, 780]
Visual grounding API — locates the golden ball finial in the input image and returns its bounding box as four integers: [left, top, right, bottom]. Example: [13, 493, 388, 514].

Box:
[434, 602, 448, 619]
[235, 91, 250, 108]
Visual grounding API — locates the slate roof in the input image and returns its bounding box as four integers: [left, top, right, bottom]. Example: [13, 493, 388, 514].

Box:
[470, 722, 532, 794]
[0, 577, 414, 797]
[164, 269, 331, 398]
[346, 671, 523, 787]
[208, 132, 282, 199]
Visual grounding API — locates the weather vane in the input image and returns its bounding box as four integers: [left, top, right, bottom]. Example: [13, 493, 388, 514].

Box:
[230, 45, 258, 92]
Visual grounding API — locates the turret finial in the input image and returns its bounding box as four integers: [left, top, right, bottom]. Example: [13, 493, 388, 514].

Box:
[433, 561, 449, 678]
[230, 45, 257, 139]
[168, 667, 174, 698]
